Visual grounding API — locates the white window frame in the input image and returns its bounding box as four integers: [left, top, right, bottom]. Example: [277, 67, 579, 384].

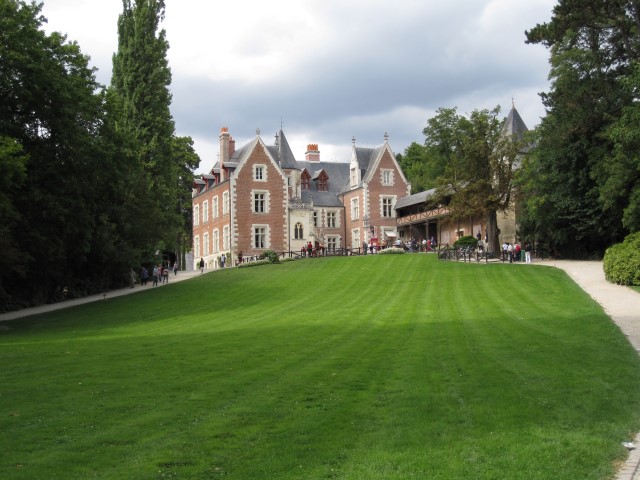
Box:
[213, 196, 219, 219]
[352, 229, 360, 249]
[254, 164, 267, 182]
[312, 211, 318, 227]
[381, 169, 394, 186]
[351, 198, 359, 221]
[381, 195, 397, 218]
[252, 190, 269, 214]
[223, 191, 229, 215]
[223, 225, 230, 250]
[213, 229, 220, 253]
[202, 200, 209, 223]
[203, 232, 210, 256]
[253, 224, 269, 250]
[327, 236, 339, 252]
[326, 210, 339, 229]
[194, 235, 200, 258]
[193, 205, 200, 226]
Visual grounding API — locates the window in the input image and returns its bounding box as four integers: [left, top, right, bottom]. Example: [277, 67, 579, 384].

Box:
[327, 211, 336, 228]
[253, 191, 267, 213]
[351, 167, 358, 187]
[313, 211, 318, 227]
[294, 222, 304, 239]
[301, 171, 310, 190]
[351, 198, 359, 220]
[194, 205, 200, 226]
[254, 164, 266, 181]
[254, 226, 267, 249]
[222, 191, 229, 215]
[213, 196, 219, 219]
[203, 201, 209, 223]
[203, 232, 210, 256]
[223, 225, 230, 250]
[327, 236, 338, 252]
[318, 176, 328, 191]
[352, 229, 360, 249]
[382, 169, 393, 186]
[213, 229, 219, 253]
[194, 235, 200, 258]
[381, 196, 396, 218]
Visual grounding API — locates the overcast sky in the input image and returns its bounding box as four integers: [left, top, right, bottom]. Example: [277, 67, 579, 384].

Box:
[40, 0, 556, 173]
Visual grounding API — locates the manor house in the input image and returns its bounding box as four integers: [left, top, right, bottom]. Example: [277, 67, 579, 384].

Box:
[192, 127, 411, 269]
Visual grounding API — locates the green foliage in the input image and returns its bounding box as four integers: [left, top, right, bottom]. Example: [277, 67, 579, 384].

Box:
[519, 0, 640, 257]
[453, 235, 478, 249]
[421, 106, 524, 252]
[377, 247, 405, 254]
[2, 256, 639, 478]
[260, 250, 280, 264]
[603, 232, 640, 285]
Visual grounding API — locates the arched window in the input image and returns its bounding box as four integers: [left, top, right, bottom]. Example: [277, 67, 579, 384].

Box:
[294, 222, 304, 239]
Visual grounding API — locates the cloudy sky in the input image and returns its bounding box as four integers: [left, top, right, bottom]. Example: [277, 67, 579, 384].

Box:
[40, 0, 556, 173]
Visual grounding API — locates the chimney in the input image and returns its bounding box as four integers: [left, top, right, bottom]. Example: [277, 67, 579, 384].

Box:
[305, 144, 320, 162]
[219, 127, 230, 182]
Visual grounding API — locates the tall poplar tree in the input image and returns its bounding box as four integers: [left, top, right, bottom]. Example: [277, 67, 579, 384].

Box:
[110, 0, 180, 257]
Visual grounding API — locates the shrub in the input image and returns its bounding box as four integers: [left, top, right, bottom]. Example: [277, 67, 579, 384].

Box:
[453, 235, 478, 249]
[603, 232, 640, 285]
[259, 250, 280, 264]
[378, 247, 405, 255]
[237, 259, 270, 269]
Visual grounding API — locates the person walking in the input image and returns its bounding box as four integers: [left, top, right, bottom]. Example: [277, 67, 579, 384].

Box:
[199, 257, 204, 273]
[173, 261, 178, 275]
[524, 242, 533, 263]
[152, 265, 159, 286]
[140, 266, 148, 286]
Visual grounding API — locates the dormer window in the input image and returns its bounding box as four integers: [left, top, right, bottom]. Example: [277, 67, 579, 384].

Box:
[314, 170, 329, 192]
[301, 170, 310, 190]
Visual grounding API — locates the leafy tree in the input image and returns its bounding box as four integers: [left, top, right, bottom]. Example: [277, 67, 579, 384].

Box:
[520, 0, 640, 257]
[172, 135, 199, 267]
[0, 0, 110, 307]
[110, 0, 180, 256]
[424, 107, 524, 252]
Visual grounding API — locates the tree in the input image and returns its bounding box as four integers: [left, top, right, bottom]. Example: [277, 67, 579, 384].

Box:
[0, 0, 111, 307]
[172, 135, 199, 267]
[110, 0, 180, 256]
[520, 0, 640, 257]
[424, 107, 524, 252]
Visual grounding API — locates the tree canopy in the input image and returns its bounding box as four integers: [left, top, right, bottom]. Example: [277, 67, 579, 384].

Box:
[517, 0, 640, 257]
[0, 0, 198, 311]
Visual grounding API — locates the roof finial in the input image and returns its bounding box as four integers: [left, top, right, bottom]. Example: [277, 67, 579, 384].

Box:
[384, 132, 389, 142]
[256, 128, 260, 136]
[352, 136, 356, 146]
[512, 96, 515, 109]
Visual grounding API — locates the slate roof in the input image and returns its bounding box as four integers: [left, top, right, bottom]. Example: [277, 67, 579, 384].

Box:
[297, 160, 351, 207]
[266, 130, 299, 169]
[394, 188, 437, 210]
[502, 105, 529, 141]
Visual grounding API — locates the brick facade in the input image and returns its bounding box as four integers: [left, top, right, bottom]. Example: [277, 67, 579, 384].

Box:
[192, 128, 411, 269]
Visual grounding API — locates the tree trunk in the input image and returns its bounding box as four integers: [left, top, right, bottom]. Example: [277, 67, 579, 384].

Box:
[486, 210, 500, 253]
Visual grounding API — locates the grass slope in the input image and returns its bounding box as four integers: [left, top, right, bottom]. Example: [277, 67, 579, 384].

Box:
[1, 255, 640, 479]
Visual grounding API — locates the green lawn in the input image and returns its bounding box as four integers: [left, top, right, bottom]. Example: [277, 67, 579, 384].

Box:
[1, 255, 640, 479]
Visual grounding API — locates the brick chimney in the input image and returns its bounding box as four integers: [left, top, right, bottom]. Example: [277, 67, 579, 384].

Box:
[219, 127, 230, 181]
[305, 144, 320, 162]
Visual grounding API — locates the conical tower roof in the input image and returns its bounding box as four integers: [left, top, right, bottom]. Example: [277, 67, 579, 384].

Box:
[502, 103, 528, 141]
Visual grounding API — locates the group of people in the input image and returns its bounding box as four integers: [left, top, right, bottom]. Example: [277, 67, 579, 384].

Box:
[139, 261, 178, 287]
[502, 241, 533, 263]
[301, 241, 324, 257]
